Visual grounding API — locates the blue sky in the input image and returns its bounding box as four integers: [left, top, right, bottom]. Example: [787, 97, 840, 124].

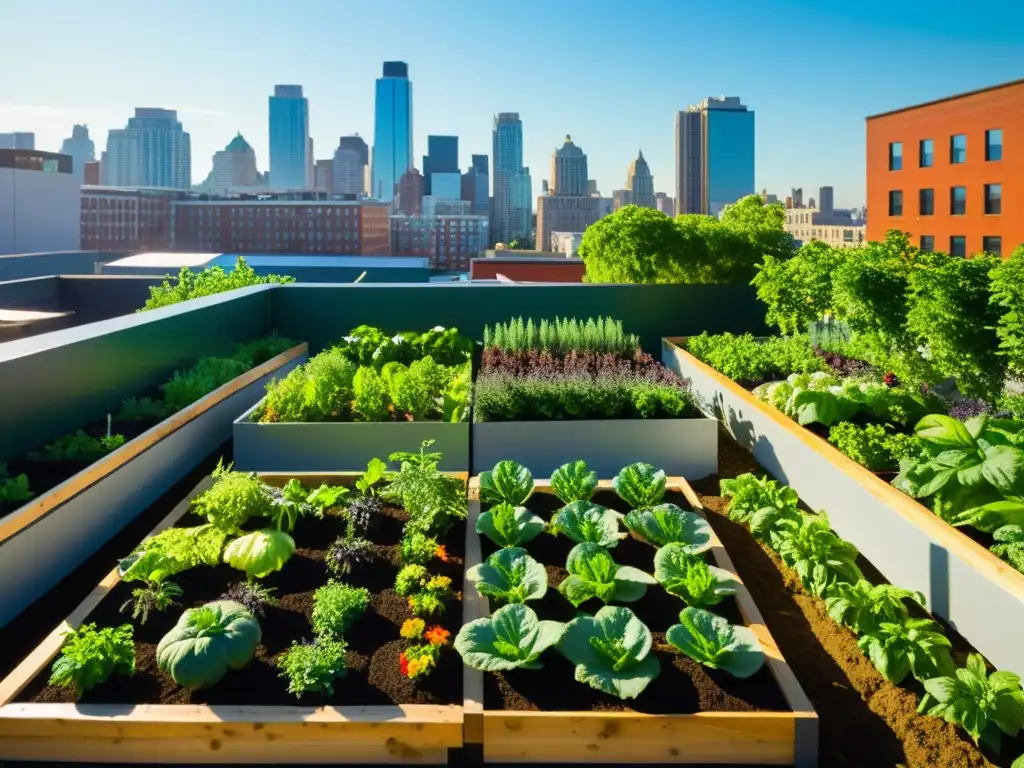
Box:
[2, 0, 1022, 208]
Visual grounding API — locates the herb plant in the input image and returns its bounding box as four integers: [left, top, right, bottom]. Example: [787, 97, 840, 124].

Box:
[824, 579, 925, 635]
[686, 332, 825, 383]
[395, 565, 430, 596]
[991, 245, 1024, 378]
[992, 525, 1024, 573]
[141, 256, 293, 311]
[400, 530, 442, 565]
[773, 513, 862, 596]
[720, 473, 799, 524]
[828, 422, 921, 472]
[160, 356, 250, 414]
[220, 581, 278, 617]
[119, 524, 228, 583]
[559, 542, 656, 607]
[550, 460, 598, 504]
[326, 535, 376, 576]
[455, 603, 565, 672]
[467, 547, 547, 604]
[384, 441, 466, 534]
[49, 623, 136, 699]
[556, 606, 660, 700]
[306, 483, 351, 515]
[277, 637, 348, 698]
[191, 462, 273, 533]
[613, 462, 667, 509]
[918, 653, 1024, 752]
[476, 503, 546, 548]
[623, 504, 712, 551]
[654, 544, 740, 608]
[121, 580, 183, 625]
[551, 501, 625, 548]
[483, 316, 639, 357]
[265, 478, 316, 532]
[408, 575, 454, 617]
[857, 617, 955, 685]
[479, 460, 534, 506]
[30, 429, 125, 462]
[667, 607, 765, 679]
[0, 463, 32, 505]
[311, 581, 369, 637]
[156, 601, 261, 690]
[223, 529, 295, 579]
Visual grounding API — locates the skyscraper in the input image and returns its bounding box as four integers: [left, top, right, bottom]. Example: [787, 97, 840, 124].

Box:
[537, 135, 599, 250]
[201, 132, 259, 194]
[461, 154, 489, 217]
[675, 97, 755, 215]
[492, 113, 532, 244]
[371, 61, 413, 204]
[422, 135, 458, 196]
[0, 133, 35, 150]
[333, 134, 369, 196]
[818, 186, 834, 215]
[60, 125, 95, 180]
[102, 108, 190, 189]
[626, 150, 655, 208]
[792, 187, 803, 208]
[549, 135, 588, 196]
[268, 85, 311, 190]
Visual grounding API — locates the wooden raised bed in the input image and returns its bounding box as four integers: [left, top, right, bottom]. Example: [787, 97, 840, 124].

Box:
[233, 400, 470, 472]
[471, 418, 718, 478]
[662, 336, 1024, 678]
[462, 476, 818, 766]
[0, 470, 465, 764]
[0, 342, 308, 630]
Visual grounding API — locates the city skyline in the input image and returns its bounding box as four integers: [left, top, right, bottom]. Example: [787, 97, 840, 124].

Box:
[2, 0, 1023, 208]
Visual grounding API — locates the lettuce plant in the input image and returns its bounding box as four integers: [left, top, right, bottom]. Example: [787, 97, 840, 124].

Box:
[895, 414, 1024, 532]
[558, 542, 656, 607]
[667, 607, 765, 679]
[719, 473, 798, 524]
[476, 503, 546, 548]
[49, 623, 136, 699]
[613, 462, 667, 509]
[556, 606, 661, 700]
[455, 603, 565, 671]
[265, 478, 316, 532]
[223, 529, 295, 579]
[467, 547, 547, 604]
[654, 544, 740, 608]
[773, 513, 862, 597]
[277, 637, 348, 698]
[748, 503, 803, 550]
[623, 503, 712, 551]
[551, 501, 625, 548]
[918, 653, 1024, 752]
[119, 524, 228, 583]
[992, 525, 1024, 573]
[825, 579, 925, 635]
[550, 460, 598, 504]
[191, 462, 273, 533]
[479, 460, 534, 506]
[857, 616, 955, 685]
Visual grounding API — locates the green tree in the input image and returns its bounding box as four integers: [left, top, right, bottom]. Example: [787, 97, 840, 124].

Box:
[578, 206, 688, 283]
[752, 241, 845, 335]
[140, 257, 295, 312]
[990, 244, 1024, 378]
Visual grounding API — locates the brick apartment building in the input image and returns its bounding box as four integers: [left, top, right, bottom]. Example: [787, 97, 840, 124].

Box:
[866, 78, 1023, 258]
[80, 187, 184, 251]
[390, 214, 489, 270]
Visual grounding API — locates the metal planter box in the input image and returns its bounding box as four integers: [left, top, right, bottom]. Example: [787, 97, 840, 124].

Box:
[233, 403, 470, 472]
[662, 337, 1024, 677]
[471, 418, 718, 478]
[0, 343, 308, 629]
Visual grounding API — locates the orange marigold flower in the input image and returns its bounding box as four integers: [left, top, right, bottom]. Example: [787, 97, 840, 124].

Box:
[406, 658, 424, 677]
[435, 544, 448, 562]
[425, 626, 450, 646]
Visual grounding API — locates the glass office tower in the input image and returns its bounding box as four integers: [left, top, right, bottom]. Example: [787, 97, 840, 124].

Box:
[371, 62, 413, 204]
[268, 85, 310, 191]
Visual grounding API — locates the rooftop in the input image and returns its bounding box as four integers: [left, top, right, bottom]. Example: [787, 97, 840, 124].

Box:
[866, 76, 1024, 120]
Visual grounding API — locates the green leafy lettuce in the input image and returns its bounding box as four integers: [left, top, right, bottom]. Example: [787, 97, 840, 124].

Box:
[824, 579, 925, 635]
[550, 460, 598, 504]
[223, 529, 295, 579]
[476, 503, 546, 548]
[720, 473, 799, 524]
[556, 606, 660, 700]
[455, 603, 565, 671]
[613, 462, 667, 509]
[480, 460, 534, 506]
[666, 606, 765, 679]
[551, 501, 625, 548]
[773, 512, 862, 596]
[654, 543, 740, 608]
[857, 617, 955, 685]
[623, 503, 712, 551]
[558, 542, 656, 607]
[467, 547, 547, 604]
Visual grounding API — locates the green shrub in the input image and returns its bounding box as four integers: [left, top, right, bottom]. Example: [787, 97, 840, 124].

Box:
[140, 257, 293, 312]
[990, 244, 1024, 378]
[259, 349, 358, 423]
[311, 581, 369, 637]
[827, 423, 921, 472]
[752, 241, 845, 335]
[686, 332, 825, 383]
[160, 357, 251, 413]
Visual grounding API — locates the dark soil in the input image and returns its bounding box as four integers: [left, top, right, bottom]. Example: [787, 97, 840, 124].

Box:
[18, 488, 464, 708]
[693, 429, 1023, 768]
[0, 387, 164, 519]
[479, 489, 789, 715]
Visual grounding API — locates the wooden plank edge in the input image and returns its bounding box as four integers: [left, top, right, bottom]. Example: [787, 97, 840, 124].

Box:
[462, 497, 486, 744]
[0, 341, 308, 545]
[0, 474, 215, 706]
[662, 336, 1024, 602]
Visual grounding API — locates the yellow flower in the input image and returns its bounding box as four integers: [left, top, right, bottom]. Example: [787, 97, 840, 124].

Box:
[400, 618, 425, 640]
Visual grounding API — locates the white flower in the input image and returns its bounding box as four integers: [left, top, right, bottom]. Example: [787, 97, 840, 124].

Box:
[432, 325, 445, 332]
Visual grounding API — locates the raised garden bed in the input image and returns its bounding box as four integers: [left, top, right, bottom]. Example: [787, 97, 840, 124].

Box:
[0, 341, 308, 630]
[471, 316, 718, 478]
[0, 467, 466, 763]
[663, 337, 1024, 678]
[232, 325, 472, 472]
[461, 469, 817, 765]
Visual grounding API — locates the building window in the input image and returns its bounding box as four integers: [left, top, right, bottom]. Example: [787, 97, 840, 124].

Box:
[919, 138, 934, 168]
[950, 134, 967, 164]
[888, 190, 903, 216]
[889, 142, 903, 171]
[950, 236, 966, 257]
[985, 183, 1002, 214]
[920, 235, 934, 252]
[986, 129, 1003, 161]
[950, 186, 966, 215]
[919, 188, 934, 216]
[983, 236, 1002, 257]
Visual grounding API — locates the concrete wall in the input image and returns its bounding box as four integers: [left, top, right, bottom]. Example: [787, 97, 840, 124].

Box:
[58, 275, 165, 323]
[0, 251, 121, 281]
[0, 169, 80, 255]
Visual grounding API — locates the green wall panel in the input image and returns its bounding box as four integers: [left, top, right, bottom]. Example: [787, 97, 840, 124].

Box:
[0, 286, 271, 461]
[269, 282, 770, 353]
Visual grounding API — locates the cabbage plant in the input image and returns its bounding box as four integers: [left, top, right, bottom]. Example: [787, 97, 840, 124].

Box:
[667, 606, 765, 679]
[551, 501, 625, 548]
[466, 547, 547, 604]
[156, 600, 261, 690]
[550, 460, 598, 504]
[613, 463, 667, 509]
[455, 604, 565, 671]
[623, 503, 712, 551]
[476, 503, 546, 548]
[558, 543, 655, 607]
[223, 529, 295, 579]
[479, 460, 534, 506]
[653, 544, 739, 608]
